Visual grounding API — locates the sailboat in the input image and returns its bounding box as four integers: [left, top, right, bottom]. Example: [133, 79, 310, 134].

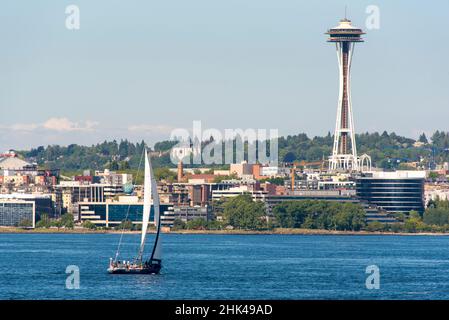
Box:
[108, 149, 162, 274]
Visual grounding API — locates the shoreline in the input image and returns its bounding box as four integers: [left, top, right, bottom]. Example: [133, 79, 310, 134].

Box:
[0, 227, 448, 236]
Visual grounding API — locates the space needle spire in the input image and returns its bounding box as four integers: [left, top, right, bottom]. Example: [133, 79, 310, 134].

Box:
[326, 17, 370, 172]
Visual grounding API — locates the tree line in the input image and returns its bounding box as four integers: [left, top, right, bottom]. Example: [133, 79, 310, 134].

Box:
[15, 130, 449, 172]
[367, 199, 449, 233]
[272, 200, 366, 231]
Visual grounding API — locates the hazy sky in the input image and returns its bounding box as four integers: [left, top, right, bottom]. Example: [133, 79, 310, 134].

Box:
[0, 0, 448, 150]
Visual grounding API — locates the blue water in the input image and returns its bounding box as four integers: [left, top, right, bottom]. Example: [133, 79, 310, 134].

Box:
[1, 233, 449, 299]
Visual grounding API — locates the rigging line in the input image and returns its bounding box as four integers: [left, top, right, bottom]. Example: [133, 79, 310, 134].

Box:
[114, 146, 145, 262]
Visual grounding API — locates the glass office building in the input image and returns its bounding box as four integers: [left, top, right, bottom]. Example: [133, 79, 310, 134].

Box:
[0, 194, 55, 221]
[78, 202, 171, 227]
[78, 201, 210, 227]
[356, 171, 425, 214]
[0, 201, 35, 227]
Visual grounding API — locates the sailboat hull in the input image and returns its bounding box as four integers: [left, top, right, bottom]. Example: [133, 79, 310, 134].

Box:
[108, 263, 161, 275]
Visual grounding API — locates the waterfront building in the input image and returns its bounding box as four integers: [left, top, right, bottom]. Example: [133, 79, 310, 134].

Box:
[213, 170, 231, 176]
[186, 174, 216, 184]
[356, 171, 426, 214]
[230, 161, 254, 178]
[55, 181, 124, 213]
[161, 205, 210, 226]
[0, 155, 37, 172]
[78, 201, 158, 227]
[317, 180, 355, 190]
[78, 199, 208, 227]
[158, 183, 190, 205]
[424, 183, 449, 205]
[170, 181, 239, 205]
[94, 169, 132, 185]
[265, 190, 397, 223]
[0, 193, 56, 227]
[0, 199, 35, 228]
[252, 163, 262, 180]
[0, 153, 59, 190]
[212, 185, 268, 202]
[260, 166, 289, 178]
[0, 193, 55, 217]
[189, 184, 210, 206]
[1, 175, 29, 186]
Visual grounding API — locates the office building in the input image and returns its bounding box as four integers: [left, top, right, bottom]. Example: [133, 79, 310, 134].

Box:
[0, 199, 35, 227]
[356, 171, 426, 214]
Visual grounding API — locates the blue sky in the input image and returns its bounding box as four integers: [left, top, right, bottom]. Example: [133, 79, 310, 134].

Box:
[0, 0, 448, 150]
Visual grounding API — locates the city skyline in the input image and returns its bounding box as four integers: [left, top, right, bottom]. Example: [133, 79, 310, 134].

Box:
[1, 1, 448, 151]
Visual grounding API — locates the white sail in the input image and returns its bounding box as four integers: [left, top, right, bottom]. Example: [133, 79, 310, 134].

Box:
[150, 164, 162, 261]
[138, 149, 152, 259]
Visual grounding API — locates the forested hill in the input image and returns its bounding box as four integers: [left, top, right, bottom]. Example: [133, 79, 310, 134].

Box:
[18, 140, 177, 172]
[279, 130, 448, 168]
[15, 131, 449, 172]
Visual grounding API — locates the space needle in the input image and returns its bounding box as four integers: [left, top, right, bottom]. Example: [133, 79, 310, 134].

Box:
[326, 17, 371, 172]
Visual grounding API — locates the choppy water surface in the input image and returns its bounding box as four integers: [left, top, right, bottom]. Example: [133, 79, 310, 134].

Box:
[1, 233, 449, 299]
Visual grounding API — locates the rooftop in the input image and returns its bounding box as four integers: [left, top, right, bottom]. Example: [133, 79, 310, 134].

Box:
[0, 157, 34, 170]
[359, 171, 426, 179]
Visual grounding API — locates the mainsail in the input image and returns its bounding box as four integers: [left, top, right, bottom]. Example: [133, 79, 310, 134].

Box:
[137, 149, 161, 262]
[137, 149, 152, 260]
[149, 159, 162, 261]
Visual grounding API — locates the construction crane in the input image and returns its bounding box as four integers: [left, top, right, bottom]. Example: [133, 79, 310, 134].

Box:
[290, 164, 296, 191]
[289, 158, 327, 191]
[290, 161, 301, 192]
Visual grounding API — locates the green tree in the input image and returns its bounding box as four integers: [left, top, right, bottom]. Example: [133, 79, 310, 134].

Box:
[409, 210, 421, 219]
[423, 200, 449, 226]
[172, 218, 186, 230]
[428, 172, 439, 181]
[109, 160, 119, 171]
[366, 221, 386, 232]
[301, 216, 315, 229]
[186, 218, 208, 230]
[119, 161, 130, 170]
[52, 219, 63, 229]
[213, 174, 238, 183]
[117, 219, 133, 230]
[206, 220, 223, 230]
[60, 213, 74, 229]
[82, 220, 97, 229]
[404, 216, 425, 233]
[223, 194, 268, 230]
[419, 133, 428, 144]
[36, 214, 51, 228]
[259, 177, 285, 186]
[273, 200, 365, 231]
[154, 167, 177, 182]
[18, 219, 33, 228]
[154, 140, 178, 152]
[389, 223, 404, 233]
